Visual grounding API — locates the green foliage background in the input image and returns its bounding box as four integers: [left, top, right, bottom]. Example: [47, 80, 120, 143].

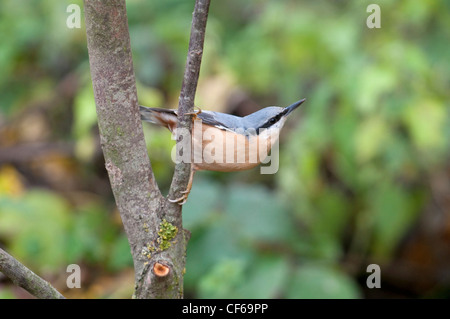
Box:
[0, 0, 449, 298]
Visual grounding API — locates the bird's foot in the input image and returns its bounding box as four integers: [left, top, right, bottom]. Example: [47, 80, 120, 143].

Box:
[168, 189, 191, 206]
[185, 106, 202, 120]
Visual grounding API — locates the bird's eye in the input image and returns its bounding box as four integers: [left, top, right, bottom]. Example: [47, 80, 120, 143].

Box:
[259, 115, 281, 130]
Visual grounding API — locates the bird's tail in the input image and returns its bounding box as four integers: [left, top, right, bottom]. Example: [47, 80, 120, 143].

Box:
[139, 106, 178, 131]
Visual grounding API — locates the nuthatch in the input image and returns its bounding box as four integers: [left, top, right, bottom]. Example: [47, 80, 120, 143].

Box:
[140, 98, 305, 204]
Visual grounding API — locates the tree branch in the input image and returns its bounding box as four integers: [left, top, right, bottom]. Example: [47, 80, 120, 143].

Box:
[133, 0, 211, 296]
[0, 248, 65, 299]
[168, 0, 211, 205]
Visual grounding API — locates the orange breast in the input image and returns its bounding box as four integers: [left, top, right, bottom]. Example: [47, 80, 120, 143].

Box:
[191, 123, 274, 172]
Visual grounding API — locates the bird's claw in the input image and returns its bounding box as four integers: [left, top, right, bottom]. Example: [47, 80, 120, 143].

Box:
[185, 107, 202, 120]
[168, 166, 196, 206]
[168, 190, 190, 205]
[168, 194, 188, 205]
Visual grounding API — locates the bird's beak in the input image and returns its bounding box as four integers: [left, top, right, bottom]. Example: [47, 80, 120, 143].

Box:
[284, 98, 306, 116]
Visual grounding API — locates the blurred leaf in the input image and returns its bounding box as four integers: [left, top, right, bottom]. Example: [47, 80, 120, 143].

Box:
[184, 219, 250, 290]
[108, 234, 133, 271]
[369, 181, 421, 259]
[66, 204, 117, 264]
[332, 106, 359, 188]
[72, 85, 96, 131]
[405, 100, 447, 154]
[233, 256, 289, 299]
[225, 184, 296, 243]
[198, 255, 290, 299]
[356, 66, 397, 114]
[183, 179, 223, 230]
[198, 259, 246, 299]
[308, 188, 351, 261]
[0, 190, 71, 271]
[355, 117, 390, 163]
[286, 263, 360, 299]
[314, 188, 350, 238]
[73, 81, 97, 161]
[136, 82, 164, 108]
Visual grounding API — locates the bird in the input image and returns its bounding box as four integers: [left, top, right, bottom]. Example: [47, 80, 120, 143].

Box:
[140, 98, 305, 205]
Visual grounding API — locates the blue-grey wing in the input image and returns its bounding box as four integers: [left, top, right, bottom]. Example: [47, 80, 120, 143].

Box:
[140, 106, 244, 132]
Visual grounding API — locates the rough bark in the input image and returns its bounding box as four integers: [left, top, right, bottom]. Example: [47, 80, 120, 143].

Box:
[0, 248, 65, 299]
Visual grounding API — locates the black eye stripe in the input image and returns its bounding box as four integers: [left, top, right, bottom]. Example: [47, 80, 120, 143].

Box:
[258, 114, 282, 130]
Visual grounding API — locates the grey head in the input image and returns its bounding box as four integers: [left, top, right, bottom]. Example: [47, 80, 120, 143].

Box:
[241, 99, 306, 133]
[196, 98, 305, 134]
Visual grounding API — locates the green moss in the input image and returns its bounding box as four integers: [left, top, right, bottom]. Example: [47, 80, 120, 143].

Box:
[141, 242, 156, 259]
[116, 125, 124, 136]
[157, 219, 178, 251]
[141, 219, 178, 258]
